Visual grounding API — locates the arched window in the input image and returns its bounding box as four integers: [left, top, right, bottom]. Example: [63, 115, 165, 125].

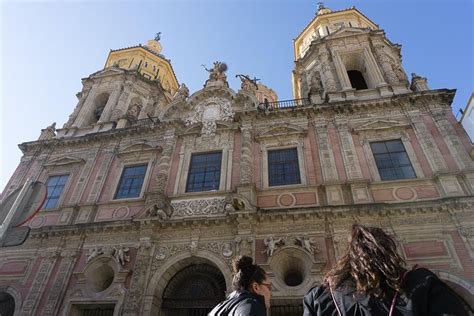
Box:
[92, 93, 110, 124]
[347, 70, 368, 90]
[0, 292, 15, 316]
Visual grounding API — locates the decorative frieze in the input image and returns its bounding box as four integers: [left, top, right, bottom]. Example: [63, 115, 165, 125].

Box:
[171, 197, 227, 218]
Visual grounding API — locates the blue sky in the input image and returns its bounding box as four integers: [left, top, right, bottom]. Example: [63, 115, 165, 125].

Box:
[1, 0, 473, 192]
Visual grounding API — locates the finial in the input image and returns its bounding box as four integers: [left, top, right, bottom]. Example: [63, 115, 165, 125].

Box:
[317, 2, 325, 11]
[154, 32, 162, 41]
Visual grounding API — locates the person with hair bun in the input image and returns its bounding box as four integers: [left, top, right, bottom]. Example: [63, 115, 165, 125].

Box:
[303, 224, 470, 316]
[209, 255, 271, 315]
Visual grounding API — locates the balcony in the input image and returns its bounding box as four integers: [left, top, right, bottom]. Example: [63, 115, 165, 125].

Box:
[257, 98, 311, 112]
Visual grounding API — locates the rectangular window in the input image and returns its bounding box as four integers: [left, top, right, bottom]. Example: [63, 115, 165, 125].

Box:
[268, 148, 301, 186]
[370, 140, 416, 181]
[114, 164, 147, 199]
[186, 152, 222, 192]
[44, 174, 69, 209]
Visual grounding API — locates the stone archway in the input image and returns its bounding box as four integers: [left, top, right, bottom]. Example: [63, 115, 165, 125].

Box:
[143, 251, 232, 316]
[161, 263, 226, 316]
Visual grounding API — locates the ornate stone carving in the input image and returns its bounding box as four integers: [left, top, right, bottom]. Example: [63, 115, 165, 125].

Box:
[373, 43, 398, 85]
[185, 97, 234, 136]
[173, 83, 189, 101]
[171, 197, 227, 217]
[236, 74, 258, 92]
[459, 227, 474, 239]
[308, 71, 323, 103]
[143, 192, 173, 220]
[114, 245, 130, 266]
[203, 61, 228, 87]
[126, 102, 142, 120]
[38, 122, 56, 140]
[319, 51, 337, 91]
[221, 242, 234, 258]
[87, 247, 103, 262]
[295, 236, 320, 254]
[263, 236, 285, 257]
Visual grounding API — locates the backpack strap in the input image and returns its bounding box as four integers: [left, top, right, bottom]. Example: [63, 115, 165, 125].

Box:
[389, 265, 420, 316]
[329, 286, 343, 316]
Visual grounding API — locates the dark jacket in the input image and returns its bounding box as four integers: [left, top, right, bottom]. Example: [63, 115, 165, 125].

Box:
[208, 290, 267, 316]
[303, 268, 470, 316]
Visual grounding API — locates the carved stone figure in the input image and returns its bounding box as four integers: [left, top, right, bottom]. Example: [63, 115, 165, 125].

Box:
[113, 245, 130, 266]
[190, 241, 198, 255]
[308, 71, 323, 103]
[296, 236, 320, 254]
[126, 103, 142, 120]
[173, 83, 189, 101]
[222, 242, 233, 258]
[156, 247, 168, 260]
[319, 51, 337, 91]
[263, 236, 284, 257]
[236, 74, 258, 92]
[38, 122, 57, 140]
[203, 61, 228, 86]
[393, 64, 409, 84]
[87, 247, 103, 262]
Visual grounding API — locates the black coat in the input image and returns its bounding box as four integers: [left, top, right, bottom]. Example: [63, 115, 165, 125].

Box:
[303, 268, 470, 316]
[208, 290, 267, 316]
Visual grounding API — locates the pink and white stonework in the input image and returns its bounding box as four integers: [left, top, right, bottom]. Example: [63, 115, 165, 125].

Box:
[1, 5, 473, 316]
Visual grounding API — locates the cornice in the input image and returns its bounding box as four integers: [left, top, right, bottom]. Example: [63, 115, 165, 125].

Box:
[25, 196, 474, 239]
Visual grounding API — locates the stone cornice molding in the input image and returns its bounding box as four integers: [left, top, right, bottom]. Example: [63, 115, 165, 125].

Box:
[18, 120, 182, 154]
[25, 196, 474, 239]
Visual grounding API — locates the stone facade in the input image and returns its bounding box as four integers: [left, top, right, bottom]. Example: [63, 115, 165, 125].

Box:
[1, 5, 473, 316]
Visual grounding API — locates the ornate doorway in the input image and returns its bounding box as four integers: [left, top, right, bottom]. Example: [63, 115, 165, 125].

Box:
[161, 263, 226, 316]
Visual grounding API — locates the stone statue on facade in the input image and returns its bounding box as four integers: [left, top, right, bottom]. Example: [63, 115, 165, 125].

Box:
[87, 246, 103, 262]
[126, 103, 142, 120]
[113, 245, 130, 266]
[410, 73, 429, 91]
[173, 83, 189, 101]
[38, 122, 57, 140]
[296, 236, 319, 254]
[263, 236, 284, 257]
[203, 61, 228, 87]
[308, 71, 323, 103]
[235, 74, 259, 92]
[155, 32, 162, 41]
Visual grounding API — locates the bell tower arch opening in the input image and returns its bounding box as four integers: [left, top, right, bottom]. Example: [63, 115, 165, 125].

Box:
[160, 263, 226, 316]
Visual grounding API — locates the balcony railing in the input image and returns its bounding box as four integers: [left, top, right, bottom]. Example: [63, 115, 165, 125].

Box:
[257, 98, 311, 112]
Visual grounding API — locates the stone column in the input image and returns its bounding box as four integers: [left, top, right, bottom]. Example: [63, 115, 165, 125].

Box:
[98, 83, 123, 123]
[64, 88, 91, 128]
[331, 51, 352, 90]
[110, 82, 133, 121]
[319, 50, 338, 92]
[20, 251, 58, 315]
[72, 84, 99, 128]
[122, 236, 154, 316]
[365, 45, 391, 86]
[240, 124, 254, 184]
[42, 250, 78, 316]
[336, 122, 363, 180]
[154, 130, 177, 192]
[433, 111, 473, 171]
[315, 121, 339, 182]
[408, 112, 447, 173]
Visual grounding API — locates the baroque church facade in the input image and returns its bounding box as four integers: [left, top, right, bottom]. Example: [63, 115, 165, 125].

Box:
[1, 5, 473, 315]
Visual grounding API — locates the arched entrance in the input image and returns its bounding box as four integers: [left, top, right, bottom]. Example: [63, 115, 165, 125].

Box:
[0, 292, 15, 316]
[161, 263, 226, 316]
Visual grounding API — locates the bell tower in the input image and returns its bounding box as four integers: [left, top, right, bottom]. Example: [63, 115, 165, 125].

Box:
[292, 3, 410, 103]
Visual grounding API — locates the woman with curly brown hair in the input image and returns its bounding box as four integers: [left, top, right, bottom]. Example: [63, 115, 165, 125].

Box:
[303, 224, 470, 316]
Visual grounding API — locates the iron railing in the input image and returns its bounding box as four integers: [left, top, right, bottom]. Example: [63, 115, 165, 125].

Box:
[257, 98, 311, 112]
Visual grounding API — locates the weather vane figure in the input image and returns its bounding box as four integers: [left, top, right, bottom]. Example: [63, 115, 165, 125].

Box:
[155, 32, 162, 41]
